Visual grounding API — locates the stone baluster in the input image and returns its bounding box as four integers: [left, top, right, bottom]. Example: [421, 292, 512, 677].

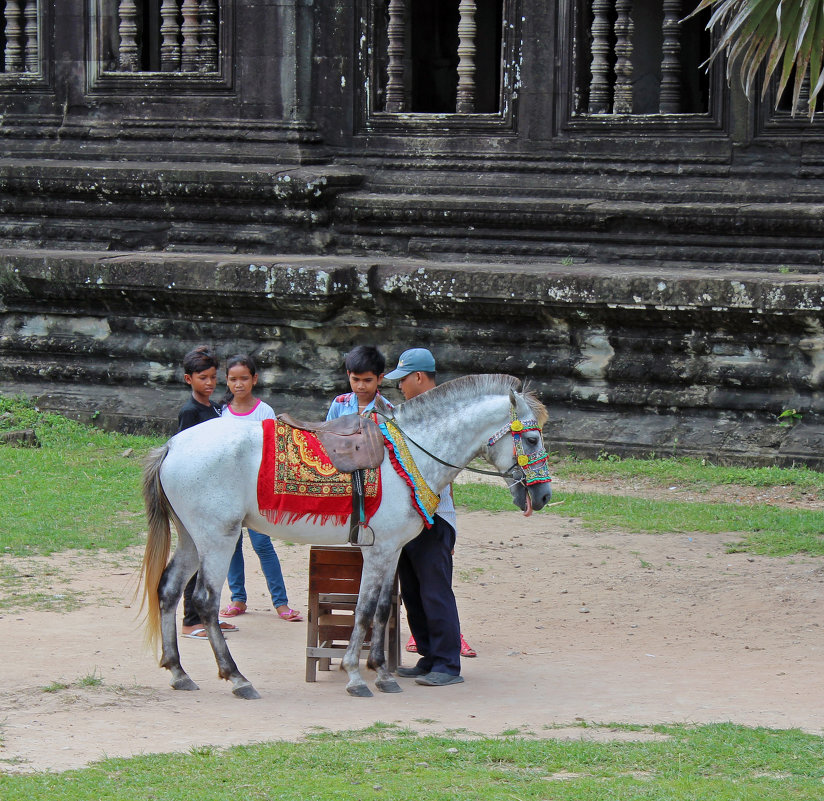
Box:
[160, 0, 181, 71]
[456, 0, 477, 113]
[385, 0, 409, 112]
[613, 0, 633, 113]
[24, 0, 39, 73]
[588, 0, 612, 113]
[660, 0, 682, 113]
[797, 71, 811, 116]
[117, 0, 140, 72]
[4, 0, 24, 72]
[180, 0, 200, 72]
[198, 0, 218, 72]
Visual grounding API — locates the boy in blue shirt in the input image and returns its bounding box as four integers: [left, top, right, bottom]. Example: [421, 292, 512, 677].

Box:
[326, 345, 393, 420]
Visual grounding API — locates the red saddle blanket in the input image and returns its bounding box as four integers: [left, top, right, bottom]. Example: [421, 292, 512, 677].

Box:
[257, 418, 381, 525]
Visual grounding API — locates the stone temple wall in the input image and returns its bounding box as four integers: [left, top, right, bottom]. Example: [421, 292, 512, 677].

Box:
[2, 3, 824, 468]
[2, 250, 822, 467]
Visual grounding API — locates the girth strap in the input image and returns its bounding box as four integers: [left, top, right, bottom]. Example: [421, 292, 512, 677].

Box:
[348, 468, 367, 545]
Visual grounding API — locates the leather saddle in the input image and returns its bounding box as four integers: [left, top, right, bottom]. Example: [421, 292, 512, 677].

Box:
[276, 412, 385, 474]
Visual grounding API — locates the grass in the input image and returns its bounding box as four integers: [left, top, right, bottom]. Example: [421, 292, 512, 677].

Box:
[41, 681, 70, 693]
[555, 454, 824, 498]
[76, 669, 103, 688]
[453, 480, 824, 556]
[3, 392, 824, 559]
[2, 400, 824, 793]
[0, 723, 822, 799]
[0, 395, 163, 556]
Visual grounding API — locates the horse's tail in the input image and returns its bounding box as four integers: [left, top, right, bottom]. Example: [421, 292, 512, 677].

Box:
[138, 442, 173, 654]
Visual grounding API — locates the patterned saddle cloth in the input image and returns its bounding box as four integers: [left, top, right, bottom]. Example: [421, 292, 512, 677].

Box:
[257, 418, 381, 526]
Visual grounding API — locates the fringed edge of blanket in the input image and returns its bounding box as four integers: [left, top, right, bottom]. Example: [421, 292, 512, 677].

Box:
[381, 429, 434, 529]
[259, 509, 351, 526]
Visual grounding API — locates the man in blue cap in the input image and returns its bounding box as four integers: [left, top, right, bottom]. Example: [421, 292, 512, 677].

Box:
[385, 348, 471, 686]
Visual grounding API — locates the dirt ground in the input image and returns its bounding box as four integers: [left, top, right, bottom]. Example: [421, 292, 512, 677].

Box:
[1, 474, 822, 773]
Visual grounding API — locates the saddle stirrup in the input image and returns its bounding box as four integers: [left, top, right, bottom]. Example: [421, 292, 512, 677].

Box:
[348, 468, 373, 545]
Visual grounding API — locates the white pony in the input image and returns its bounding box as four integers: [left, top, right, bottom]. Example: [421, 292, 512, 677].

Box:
[140, 374, 553, 698]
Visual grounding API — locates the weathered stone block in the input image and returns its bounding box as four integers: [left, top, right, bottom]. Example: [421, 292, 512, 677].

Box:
[2, 250, 823, 466]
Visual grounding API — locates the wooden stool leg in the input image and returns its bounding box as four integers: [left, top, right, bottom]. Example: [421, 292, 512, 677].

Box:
[306, 591, 319, 682]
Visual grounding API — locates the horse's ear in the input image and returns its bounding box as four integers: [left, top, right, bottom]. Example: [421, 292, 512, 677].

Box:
[374, 394, 395, 419]
[509, 389, 518, 406]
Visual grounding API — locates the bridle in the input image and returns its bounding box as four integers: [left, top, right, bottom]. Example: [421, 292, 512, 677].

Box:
[486, 402, 553, 486]
[373, 401, 552, 490]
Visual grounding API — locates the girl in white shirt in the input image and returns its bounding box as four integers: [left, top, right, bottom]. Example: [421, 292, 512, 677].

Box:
[219, 354, 302, 623]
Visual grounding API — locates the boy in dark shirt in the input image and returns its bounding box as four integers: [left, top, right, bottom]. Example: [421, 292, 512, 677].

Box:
[177, 344, 220, 429]
[176, 346, 237, 638]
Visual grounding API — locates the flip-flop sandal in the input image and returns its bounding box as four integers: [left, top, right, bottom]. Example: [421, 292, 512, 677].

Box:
[183, 623, 238, 639]
[220, 604, 246, 618]
[406, 635, 418, 653]
[278, 608, 303, 622]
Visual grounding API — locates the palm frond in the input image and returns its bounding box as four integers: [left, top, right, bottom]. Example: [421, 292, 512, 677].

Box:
[687, 0, 824, 119]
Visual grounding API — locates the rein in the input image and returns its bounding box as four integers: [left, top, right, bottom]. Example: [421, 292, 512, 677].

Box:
[372, 408, 503, 478]
[372, 402, 551, 487]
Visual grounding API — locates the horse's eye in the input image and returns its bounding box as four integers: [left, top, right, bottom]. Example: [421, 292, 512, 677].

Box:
[525, 434, 539, 447]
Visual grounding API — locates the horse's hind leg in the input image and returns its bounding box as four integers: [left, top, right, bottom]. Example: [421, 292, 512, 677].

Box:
[370, 571, 402, 694]
[157, 542, 200, 691]
[192, 548, 261, 700]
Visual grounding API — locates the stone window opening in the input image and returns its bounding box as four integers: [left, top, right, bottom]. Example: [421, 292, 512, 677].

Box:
[774, 68, 822, 118]
[367, 0, 511, 116]
[101, 0, 220, 74]
[573, 0, 712, 116]
[1, 0, 39, 75]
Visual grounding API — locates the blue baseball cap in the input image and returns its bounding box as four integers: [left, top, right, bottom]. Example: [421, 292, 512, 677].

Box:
[385, 348, 437, 379]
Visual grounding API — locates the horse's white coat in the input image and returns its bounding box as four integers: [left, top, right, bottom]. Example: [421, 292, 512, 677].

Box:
[145, 375, 552, 698]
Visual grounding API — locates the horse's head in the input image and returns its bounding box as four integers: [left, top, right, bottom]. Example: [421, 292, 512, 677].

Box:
[485, 388, 553, 516]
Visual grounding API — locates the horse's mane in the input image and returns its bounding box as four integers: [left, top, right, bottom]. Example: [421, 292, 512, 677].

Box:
[395, 373, 548, 427]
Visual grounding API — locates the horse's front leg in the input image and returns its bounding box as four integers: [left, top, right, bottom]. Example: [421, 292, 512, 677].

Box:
[342, 549, 402, 697]
[369, 571, 402, 694]
[341, 596, 375, 697]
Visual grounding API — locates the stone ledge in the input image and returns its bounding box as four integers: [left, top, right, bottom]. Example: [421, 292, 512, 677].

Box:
[2, 249, 823, 466]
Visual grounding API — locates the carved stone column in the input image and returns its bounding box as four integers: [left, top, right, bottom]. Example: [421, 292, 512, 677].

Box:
[180, 0, 200, 72]
[385, 0, 409, 112]
[160, 0, 181, 71]
[660, 0, 682, 113]
[4, 0, 24, 72]
[24, 0, 39, 73]
[613, 0, 633, 113]
[198, 0, 218, 72]
[588, 0, 612, 113]
[457, 0, 477, 113]
[117, 0, 140, 72]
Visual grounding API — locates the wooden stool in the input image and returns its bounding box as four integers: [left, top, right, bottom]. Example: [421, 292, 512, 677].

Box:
[305, 545, 401, 682]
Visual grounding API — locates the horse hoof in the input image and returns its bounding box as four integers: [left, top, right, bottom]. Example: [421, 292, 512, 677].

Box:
[232, 683, 261, 700]
[171, 676, 199, 691]
[346, 683, 374, 698]
[375, 679, 402, 694]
